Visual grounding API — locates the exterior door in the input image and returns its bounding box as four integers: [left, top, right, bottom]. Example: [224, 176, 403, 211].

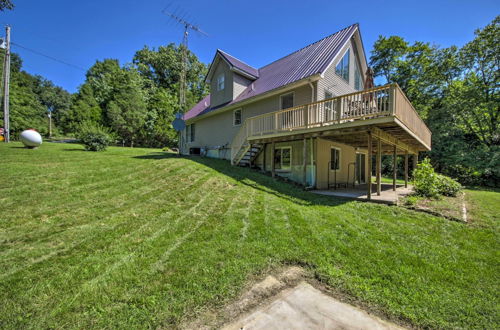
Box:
[355, 153, 366, 184]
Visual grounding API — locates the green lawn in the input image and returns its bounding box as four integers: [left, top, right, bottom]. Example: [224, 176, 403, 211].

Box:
[1, 142, 498, 329]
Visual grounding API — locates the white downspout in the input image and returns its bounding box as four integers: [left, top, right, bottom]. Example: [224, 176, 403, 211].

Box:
[306, 80, 316, 189]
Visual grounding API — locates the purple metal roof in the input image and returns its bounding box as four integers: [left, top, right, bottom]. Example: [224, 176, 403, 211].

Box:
[184, 24, 358, 121]
[218, 50, 259, 78]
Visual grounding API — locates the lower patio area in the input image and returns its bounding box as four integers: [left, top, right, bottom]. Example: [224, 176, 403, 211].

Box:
[312, 183, 413, 205]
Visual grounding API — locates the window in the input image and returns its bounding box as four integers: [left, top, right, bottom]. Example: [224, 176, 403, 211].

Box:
[216, 74, 225, 91]
[274, 147, 292, 171]
[186, 123, 195, 142]
[335, 49, 350, 82]
[330, 147, 340, 170]
[233, 109, 242, 126]
[354, 60, 363, 91]
[280, 92, 294, 110]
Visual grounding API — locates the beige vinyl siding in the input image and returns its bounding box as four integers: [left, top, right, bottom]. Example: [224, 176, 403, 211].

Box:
[210, 59, 233, 107]
[233, 73, 252, 99]
[254, 139, 315, 186]
[317, 39, 360, 99]
[315, 138, 361, 189]
[184, 84, 313, 159]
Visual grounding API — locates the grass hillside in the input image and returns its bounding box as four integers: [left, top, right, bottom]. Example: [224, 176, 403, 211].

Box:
[0, 142, 498, 329]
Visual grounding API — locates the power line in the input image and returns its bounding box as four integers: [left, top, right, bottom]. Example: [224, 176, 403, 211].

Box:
[11, 42, 86, 71]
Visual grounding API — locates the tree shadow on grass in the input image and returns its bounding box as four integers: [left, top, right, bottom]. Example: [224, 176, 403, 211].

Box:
[133, 152, 352, 207]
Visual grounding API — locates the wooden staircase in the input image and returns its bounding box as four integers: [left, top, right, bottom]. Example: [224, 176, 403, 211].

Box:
[236, 144, 263, 167]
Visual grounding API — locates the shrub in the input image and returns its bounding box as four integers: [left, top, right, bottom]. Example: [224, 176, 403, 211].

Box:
[77, 122, 111, 151]
[412, 158, 462, 198]
[436, 174, 462, 197]
[412, 158, 440, 198]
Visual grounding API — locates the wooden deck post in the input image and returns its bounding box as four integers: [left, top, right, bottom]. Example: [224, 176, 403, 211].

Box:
[376, 137, 381, 196]
[404, 150, 409, 188]
[302, 137, 307, 187]
[262, 143, 267, 172]
[271, 141, 276, 178]
[412, 153, 418, 177]
[367, 131, 372, 200]
[393, 145, 397, 191]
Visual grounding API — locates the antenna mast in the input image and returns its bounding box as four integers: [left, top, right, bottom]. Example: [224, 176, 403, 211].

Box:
[162, 8, 207, 113]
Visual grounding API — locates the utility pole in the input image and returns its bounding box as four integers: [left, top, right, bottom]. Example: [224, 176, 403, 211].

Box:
[2, 25, 10, 142]
[48, 110, 52, 138]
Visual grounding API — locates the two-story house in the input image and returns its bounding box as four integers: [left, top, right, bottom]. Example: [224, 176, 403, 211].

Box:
[181, 24, 431, 200]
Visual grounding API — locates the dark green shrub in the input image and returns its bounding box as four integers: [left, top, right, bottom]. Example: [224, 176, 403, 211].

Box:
[77, 122, 111, 151]
[412, 158, 462, 198]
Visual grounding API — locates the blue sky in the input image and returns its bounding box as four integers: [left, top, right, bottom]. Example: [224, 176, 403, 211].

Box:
[1, 0, 498, 93]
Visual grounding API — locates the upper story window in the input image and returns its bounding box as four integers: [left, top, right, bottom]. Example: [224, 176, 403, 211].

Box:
[335, 49, 350, 82]
[233, 109, 242, 126]
[354, 60, 363, 91]
[280, 92, 294, 110]
[216, 74, 225, 91]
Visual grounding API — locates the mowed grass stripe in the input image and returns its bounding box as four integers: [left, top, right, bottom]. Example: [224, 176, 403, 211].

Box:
[43, 178, 236, 327]
[0, 169, 214, 279]
[0, 160, 189, 243]
[1, 172, 220, 327]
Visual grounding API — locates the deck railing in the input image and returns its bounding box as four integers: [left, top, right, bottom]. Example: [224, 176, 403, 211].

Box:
[231, 84, 431, 164]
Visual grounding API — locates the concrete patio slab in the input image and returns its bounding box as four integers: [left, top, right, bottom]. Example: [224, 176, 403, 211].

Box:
[312, 183, 412, 204]
[223, 282, 404, 330]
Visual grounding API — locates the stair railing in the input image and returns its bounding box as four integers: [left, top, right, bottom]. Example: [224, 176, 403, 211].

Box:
[230, 120, 250, 165]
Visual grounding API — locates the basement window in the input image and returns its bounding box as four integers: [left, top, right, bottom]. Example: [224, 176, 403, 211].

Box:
[274, 146, 292, 171]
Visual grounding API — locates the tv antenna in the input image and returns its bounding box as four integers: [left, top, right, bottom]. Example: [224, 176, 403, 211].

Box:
[162, 7, 208, 113]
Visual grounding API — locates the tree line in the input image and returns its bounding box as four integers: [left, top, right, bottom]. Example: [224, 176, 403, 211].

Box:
[0, 44, 208, 148]
[370, 16, 498, 186]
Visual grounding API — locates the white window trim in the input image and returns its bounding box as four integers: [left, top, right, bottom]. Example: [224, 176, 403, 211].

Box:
[335, 48, 350, 83]
[233, 108, 242, 127]
[330, 146, 341, 171]
[216, 73, 225, 91]
[279, 91, 295, 110]
[275, 146, 292, 171]
[324, 90, 333, 100]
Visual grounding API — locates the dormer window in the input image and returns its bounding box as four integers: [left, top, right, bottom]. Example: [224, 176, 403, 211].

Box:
[335, 49, 350, 82]
[217, 74, 225, 91]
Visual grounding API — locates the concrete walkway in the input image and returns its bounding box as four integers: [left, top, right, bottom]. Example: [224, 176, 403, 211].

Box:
[223, 282, 404, 330]
[313, 183, 412, 205]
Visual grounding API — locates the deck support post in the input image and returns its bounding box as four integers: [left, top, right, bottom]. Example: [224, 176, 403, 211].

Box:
[404, 150, 409, 188]
[302, 137, 307, 187]
[367, 131, 372, 200]
[412, 153, 418, 178]
[262, 143, 267, 172]
[271, 141, 276, 178]
[393, 145, 397, 191]
[376, 137, 381, 196]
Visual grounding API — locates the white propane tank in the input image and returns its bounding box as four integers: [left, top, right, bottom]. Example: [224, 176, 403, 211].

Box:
[20, 129, 43, 148]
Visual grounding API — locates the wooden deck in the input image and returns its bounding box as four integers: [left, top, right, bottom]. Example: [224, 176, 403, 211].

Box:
[231, 84, 431, 165]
